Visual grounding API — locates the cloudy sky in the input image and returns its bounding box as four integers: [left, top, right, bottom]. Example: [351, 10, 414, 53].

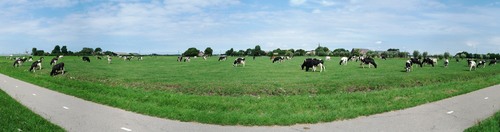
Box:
[1, 0, 499, 55]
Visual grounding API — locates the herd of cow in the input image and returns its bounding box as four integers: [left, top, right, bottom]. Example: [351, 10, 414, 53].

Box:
[9, 55, 498, 76]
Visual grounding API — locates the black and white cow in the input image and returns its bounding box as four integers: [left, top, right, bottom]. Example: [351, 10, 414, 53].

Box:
[50, 57, 58, 66]
[218, 56, 227, 61]
[50, 62, 65, 76]
[183, 57, 190, 62]
[13, 59, 23, 67]
[301, 58, 325, 72]
[97, 56, 102, 60]
[405, 60, 412, 72]
[467, 59, 476, 71]
[28, 56, 33, 62]
[82, 56, 91, 62]
[233, 57, 245, 67]
[339, 57, 348, 65]
[489, 59, 497, 65]
[272, 56, 284, 63]
[360, 57, 377, 68]
[422, 58, 437, 67]
[476, 60, 486, 68]
[410, 58, 423, 67]
[177, 56, 183, 62]
[107, 56, 112, 64]
[29, 60, 42, 72]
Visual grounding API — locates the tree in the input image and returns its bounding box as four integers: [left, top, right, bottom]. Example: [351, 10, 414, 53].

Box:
[366, 51, 378, 58]
[254, 45, 263, 56]
[94, 47, 103, 55]
[78, 47, 94, 56]
[444, 52, 450, 59]
[351, 49, 361, 56]
[32, 48, 37, 56]
[245, 48, 253, 56]
[437, 54, 444, 60]
[51, 45, 61, 55]
[204, 47, 213, 56]
[315, 46, 330, 56]
[225, 48, 234, 56]
[295, 49, 306, 56]
[61, 46, 68, 55]
[422, 52, 428, 58]
[183, 47, 200, 56]
[104, 51, 114, 56]
[35, 50, 45, 56]
[413, 50, 420, 58]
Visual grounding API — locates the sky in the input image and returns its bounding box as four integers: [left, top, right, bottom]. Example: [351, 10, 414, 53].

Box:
[0, 0, 499, 55]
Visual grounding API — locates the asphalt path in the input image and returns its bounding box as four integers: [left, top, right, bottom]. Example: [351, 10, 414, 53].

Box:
[1, 73, 499, 132]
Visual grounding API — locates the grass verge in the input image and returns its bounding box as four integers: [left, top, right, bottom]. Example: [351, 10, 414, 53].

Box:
[465, 111, 500, 132]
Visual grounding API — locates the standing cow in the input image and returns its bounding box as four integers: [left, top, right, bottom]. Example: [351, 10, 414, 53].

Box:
[50, 63, 65, 76]
[29, 60, 42, 72]
[233, 57, 245, 67]
[82, 56, 91, 62]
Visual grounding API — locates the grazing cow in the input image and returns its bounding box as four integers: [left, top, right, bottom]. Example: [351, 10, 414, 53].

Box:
[422, 58, 437, 67]
[444, 59, 449, 68]
[13, 59, 23, 67]
[177, 56, 183, 62]
[218, 56, 227, 61]
[97, 56, 102, 60]
[29, 60, 42, 72]
[381, 55, 387, 60]
[360, 57, 377, 68]
[467, 60, 476, 71]
[410, 58, 423, 67]
[405, 60, 412, 72]
[82, 56, 91, 62]
[339, 57, 348, 65]
[325, 56, 331, 61]
[50, 58, 58, 66]
[183, 57, 190, 62]
[301, 58, 325, 72]
[489, 59, 497, 65]
[50, 63, 65, 76]
[476, 60, 486, 68]
[28, 56, 33, 62]
[272, 56, 284, 63]
[233, 57, 245, 67]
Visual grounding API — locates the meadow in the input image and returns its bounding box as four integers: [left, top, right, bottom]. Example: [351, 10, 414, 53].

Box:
[0, 56, 498, 125]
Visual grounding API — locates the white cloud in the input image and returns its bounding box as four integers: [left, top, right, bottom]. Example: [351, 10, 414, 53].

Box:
[312, 9, 321, 13]
[290, 0, 307, 6]
[319, 0, 335, 6]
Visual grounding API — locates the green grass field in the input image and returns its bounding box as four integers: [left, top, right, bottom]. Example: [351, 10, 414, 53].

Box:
[0, 56, 498, 125]
[0, 89, 64, 131]
[465, 111, 500, 132]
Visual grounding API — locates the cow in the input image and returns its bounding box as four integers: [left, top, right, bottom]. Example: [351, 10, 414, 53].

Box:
[422, 58, 437, 67]
[489, 58, 497, 65]
[138, 56, 143, 61]
[29, 60, 42, 72]
[325, 56, 331, 61]
[218, 56, 227, 61]
[410, 58, 423, 67]
[360, 57, 377, 68]
[107, 56, 112, 64]
[467, 60, 476, 71]
[476, 60, 486, 68]
[339, 57, 348, 65]
[183, 57, 190, 62]
[13, 59, 23, 67]
[28, 56, 33, 62]
[272, 56, 284, 63]
[50, 58, 58, 66]
[405, 60, 412, 72]
[82, 56, 91, 62]
[50, 62, 65, 76]
[444, 59, 449, 68]
[301, 58, 325, 72]
[203, 56, 207, 60]
[177, 56, 183, 62]
[97, 56, 102, 60]
[381, 55, 387, 60]
[233, 57, 245, 67]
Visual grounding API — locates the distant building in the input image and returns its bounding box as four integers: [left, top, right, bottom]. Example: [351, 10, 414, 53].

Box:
[113, 52, 129, 56]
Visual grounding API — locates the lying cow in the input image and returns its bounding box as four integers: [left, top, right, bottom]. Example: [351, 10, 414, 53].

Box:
[50, 62, 65, 76]
[218, 56, 227, 61]
[82, 56, 91, 62]
[29, 60, 42, 72]
[234, 57, 245, 67]
[360, 57, 377, 68]
[301, 58, 325, 72]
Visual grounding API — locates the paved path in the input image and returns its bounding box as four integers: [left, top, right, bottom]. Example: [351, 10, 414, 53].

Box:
[0, 73, 499, 132]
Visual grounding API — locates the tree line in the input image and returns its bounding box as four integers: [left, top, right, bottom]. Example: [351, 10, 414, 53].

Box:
[31, 45, 113, 56]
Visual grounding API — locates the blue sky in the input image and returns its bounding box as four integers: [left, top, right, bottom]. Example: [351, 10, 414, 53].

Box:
[0, 0, 499, 55]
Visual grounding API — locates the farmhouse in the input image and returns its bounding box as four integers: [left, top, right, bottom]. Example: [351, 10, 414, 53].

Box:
[351, 48, 370, 56]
